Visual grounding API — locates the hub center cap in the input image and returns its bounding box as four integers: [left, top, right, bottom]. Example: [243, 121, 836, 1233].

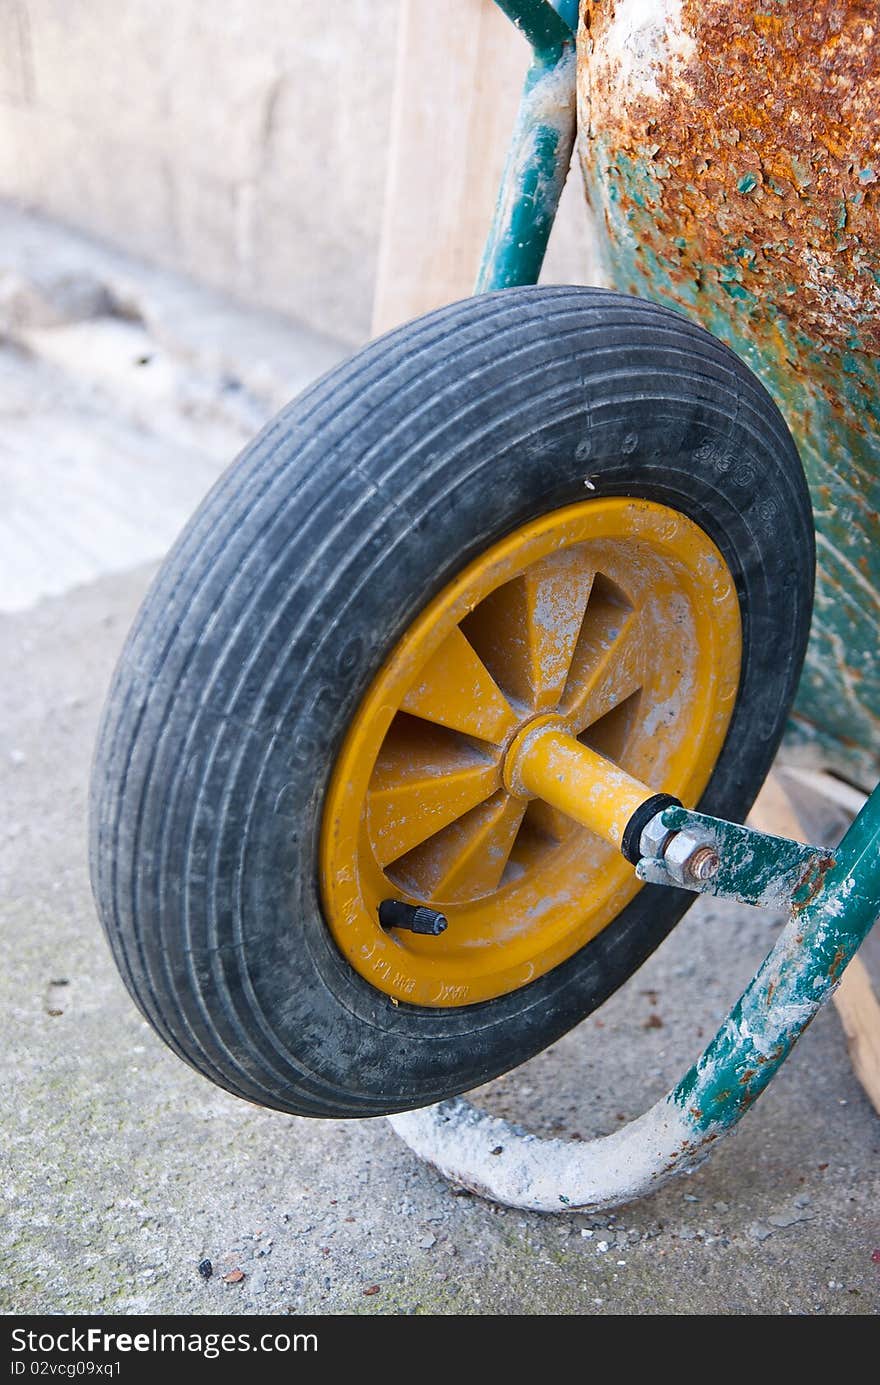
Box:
[501, 713, 567, 798]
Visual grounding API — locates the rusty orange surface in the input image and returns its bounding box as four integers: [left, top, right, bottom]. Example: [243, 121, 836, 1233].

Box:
[578, 0, 880, 781]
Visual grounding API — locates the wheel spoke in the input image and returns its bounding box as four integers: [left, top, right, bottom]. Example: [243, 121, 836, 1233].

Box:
[505, 807, 612, 881]
[578, 687, 642, 764]
[520, 797, 578, 847]
[568, 627, 644, 735]
[400, 626, 518, 745]
[390, 791, 527, 903]
[369, 719, 500, 868]
[560, 576, 643, 733]
[461, 551, 595, 711]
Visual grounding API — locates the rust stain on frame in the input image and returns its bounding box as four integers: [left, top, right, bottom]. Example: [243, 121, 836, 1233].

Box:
[582, 0, 880, 351]
[578, 0, 880, 779]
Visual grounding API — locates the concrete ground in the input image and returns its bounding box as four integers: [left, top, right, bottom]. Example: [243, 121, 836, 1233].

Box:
[1, 209, 878, 1317]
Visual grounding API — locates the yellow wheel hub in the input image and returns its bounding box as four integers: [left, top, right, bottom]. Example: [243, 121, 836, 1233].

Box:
[319, 499, 741, 1007]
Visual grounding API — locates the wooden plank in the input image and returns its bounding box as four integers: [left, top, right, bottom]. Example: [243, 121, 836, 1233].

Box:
[749, 772, 880, 1115]
[747, 771, 807, 843]
[832, 956, 880, 1116]
[371, 0, 528, 336]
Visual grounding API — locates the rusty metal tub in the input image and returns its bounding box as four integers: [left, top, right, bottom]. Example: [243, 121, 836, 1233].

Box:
[578, 0, 880, 785]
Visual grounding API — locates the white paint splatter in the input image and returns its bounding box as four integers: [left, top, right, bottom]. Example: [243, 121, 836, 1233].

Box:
[602, 0, 696, 102]
[389, 1093, 700, 1214]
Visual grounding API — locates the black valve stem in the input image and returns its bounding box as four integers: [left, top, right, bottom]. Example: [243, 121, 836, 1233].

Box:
[379, 900, 448, 936]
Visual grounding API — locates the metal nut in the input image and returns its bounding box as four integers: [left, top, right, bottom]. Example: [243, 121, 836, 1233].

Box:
[639, 811, 674, 861]
[661, 829, 722, 885]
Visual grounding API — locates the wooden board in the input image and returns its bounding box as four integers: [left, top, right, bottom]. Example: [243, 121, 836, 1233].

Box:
[371, 0, 528, 336]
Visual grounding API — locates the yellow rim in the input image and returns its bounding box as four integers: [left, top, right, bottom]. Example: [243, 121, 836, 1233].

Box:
[319, 498, 742, 1007]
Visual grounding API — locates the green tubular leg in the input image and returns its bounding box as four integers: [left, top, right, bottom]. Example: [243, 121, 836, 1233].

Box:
[476, 1, 578, 292]
[492, 0, 576, 60]
[672, 781, 880, 1132]
[388, 785, 880, 1212]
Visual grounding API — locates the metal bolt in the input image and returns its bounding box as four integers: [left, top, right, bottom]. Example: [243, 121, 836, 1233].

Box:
[659, 828, 722, 886]
[683, 844, 721, 883]
[379, 900, 448, 935]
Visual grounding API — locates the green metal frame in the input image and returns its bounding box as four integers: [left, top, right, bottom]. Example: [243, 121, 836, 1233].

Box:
[673, 786, 880, 1130]
[389, 788, 880, 1209]
[476, 0, 880, 1147]
[636, 805, 836, 912]
[476, 0, 578, 291]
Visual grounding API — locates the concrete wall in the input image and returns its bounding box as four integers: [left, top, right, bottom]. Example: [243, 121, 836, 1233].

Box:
[0, 1, 593, 345]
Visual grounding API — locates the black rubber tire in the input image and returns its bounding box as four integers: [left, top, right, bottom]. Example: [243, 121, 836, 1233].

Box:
[89, 286, 814, 1118]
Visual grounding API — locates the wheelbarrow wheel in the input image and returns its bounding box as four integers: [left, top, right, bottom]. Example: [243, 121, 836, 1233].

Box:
[90, 286, 814, 1118]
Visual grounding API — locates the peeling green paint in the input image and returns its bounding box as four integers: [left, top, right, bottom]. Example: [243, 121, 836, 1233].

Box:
[581, 142, 880, 784]
[476, 1, 577, 292]
[636, 806, 834, 911]
[671, 783, 880, 1130]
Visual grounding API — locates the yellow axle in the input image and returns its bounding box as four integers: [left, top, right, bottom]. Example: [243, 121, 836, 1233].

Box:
[506, 718, 658, 851]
